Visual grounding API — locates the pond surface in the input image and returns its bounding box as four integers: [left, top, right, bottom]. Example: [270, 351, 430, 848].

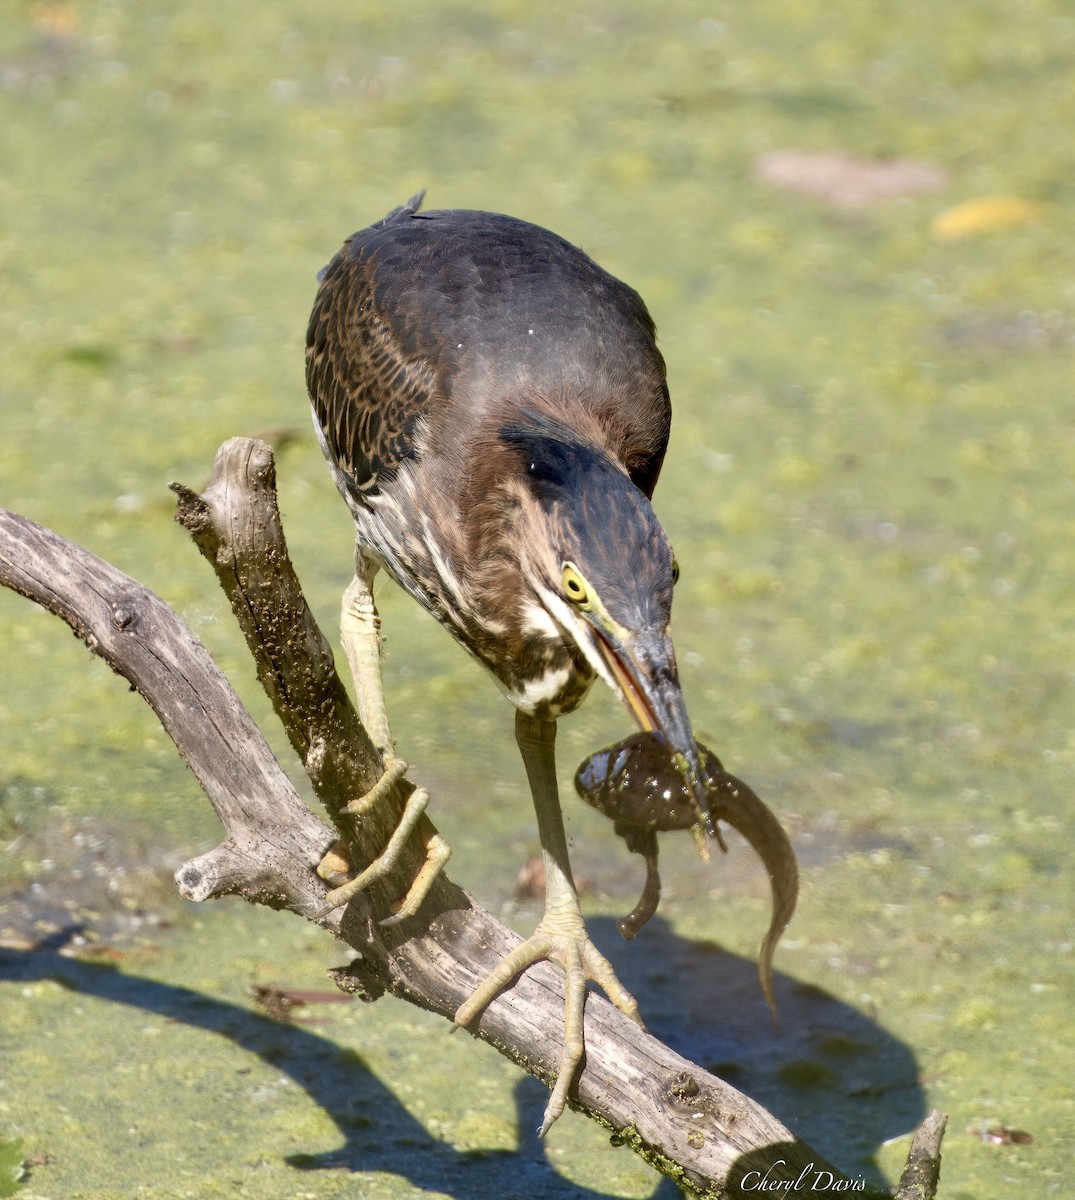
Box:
[1, 2, 1073, 1196]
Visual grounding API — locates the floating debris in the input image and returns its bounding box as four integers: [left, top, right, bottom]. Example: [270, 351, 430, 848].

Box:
[932, 196, 1045, 239]
[247, 983, 354, 1023]
[971, 1122, 1034, 1146]
[755, 150, 947, 208]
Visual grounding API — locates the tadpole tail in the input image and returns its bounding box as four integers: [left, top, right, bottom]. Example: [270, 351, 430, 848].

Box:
[707, 769, 799, 1022]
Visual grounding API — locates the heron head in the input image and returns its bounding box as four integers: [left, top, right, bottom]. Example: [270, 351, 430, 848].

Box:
[501, 413, 707, 823]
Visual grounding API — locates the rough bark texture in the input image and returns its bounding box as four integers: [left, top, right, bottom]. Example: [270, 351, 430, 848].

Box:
[0, 437, 946, 1198]
[893, 1111, 947, 1200]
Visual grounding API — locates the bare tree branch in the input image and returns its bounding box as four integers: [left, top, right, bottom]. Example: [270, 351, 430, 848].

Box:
[0, 437, 945, 1197]
[0, 494, 330, 912]
[894, 1111, 947, 1200]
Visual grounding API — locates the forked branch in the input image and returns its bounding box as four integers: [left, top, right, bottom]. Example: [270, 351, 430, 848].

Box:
[0, 438, 944, 1198]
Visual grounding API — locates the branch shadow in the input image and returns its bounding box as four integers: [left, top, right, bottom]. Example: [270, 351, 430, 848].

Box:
[0, 935, 679, 1200]
[2, 913, 921, 1197]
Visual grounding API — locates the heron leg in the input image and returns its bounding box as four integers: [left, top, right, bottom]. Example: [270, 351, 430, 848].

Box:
[316, 550, 451, 921]
[340, 551, 395, 759]
[453, 710, 643, 1135]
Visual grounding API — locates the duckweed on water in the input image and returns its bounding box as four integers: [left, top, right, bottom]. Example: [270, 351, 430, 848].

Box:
[2, 1, 1073, 1196]
[0, 1140, 26, 1198]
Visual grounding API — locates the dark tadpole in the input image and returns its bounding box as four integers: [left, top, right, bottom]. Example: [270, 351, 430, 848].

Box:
[574, 732, 798, 1018]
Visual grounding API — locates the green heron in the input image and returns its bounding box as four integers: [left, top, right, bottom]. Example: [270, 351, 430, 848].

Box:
[305, 192, 707, 1133]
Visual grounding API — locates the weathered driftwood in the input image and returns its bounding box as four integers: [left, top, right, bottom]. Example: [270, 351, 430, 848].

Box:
[894, 1111, 947, 1200]
[0, 437, 944, 1198]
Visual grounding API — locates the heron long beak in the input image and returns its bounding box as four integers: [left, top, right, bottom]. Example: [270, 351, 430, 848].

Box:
[594, 626, 710, 854]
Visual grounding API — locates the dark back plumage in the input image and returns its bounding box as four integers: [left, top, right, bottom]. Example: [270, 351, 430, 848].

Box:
[306, 194, 671, 505]
[305, 195, 677, 717]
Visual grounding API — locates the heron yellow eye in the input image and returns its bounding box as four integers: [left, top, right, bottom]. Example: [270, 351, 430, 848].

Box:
[671, 558, 680, 585]
[561, 562, 592, 608]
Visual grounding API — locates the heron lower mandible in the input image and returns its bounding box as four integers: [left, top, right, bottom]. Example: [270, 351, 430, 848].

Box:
[305, 192, 708, 1134]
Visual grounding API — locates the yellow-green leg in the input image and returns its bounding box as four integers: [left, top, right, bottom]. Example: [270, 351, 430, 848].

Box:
[315, 550, 450, 922]
[454, 710, 643, 1135]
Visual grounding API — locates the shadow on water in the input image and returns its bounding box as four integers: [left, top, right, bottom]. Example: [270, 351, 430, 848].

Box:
[1, 934, 678, 1200]
[2, 915, 922, 1197]
[591, 914, 924, 1189]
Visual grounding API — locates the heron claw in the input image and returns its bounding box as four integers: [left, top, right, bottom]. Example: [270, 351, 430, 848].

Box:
[314, 770, 450, 921]
[453, 914, 642, 1134]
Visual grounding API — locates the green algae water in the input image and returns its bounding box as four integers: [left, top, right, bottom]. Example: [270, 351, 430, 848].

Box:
[2, 2, 1073, 1196]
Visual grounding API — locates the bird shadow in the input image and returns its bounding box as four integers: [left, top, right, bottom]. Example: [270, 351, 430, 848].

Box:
[590, 912, 925, 1189]
[1, 916, 921, 1197]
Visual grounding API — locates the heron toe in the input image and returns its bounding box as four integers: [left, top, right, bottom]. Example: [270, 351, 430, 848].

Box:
[314, 760, 451, 922]
[454, 908, 642, 1134]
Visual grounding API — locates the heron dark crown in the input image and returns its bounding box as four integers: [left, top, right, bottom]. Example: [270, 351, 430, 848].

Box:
[501, 411, 675, 632]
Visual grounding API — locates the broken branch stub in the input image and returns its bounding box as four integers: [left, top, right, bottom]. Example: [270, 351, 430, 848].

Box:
[170, 438, 456, 941]
[0, 435, 945, 1196]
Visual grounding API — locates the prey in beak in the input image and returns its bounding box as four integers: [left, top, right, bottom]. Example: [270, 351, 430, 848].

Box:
[591, 624, 713, 860]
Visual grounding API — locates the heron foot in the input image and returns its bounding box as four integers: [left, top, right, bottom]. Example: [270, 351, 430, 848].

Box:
[314, 757, 451, 922]
[453, 909, 642, 1135]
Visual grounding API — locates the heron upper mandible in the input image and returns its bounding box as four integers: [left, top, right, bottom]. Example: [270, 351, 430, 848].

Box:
[305, 192, 708, 1133]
